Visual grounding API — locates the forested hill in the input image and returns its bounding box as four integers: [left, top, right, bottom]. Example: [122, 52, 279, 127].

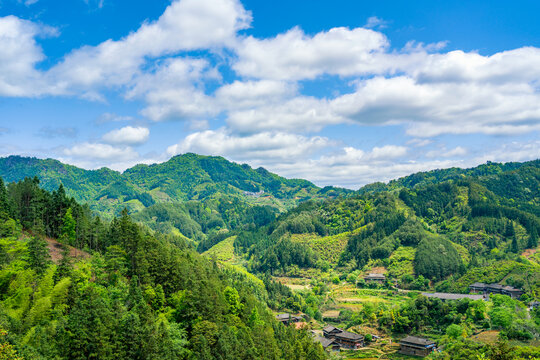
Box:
[0, 154, 349, 217]
[0, 176, 326, 359]
[359, 159, 540, 196]
[228, 159, 540, 295]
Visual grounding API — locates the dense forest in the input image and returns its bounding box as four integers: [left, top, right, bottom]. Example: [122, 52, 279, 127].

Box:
[0, 176, 326, 359]
[0, 156, 539, 359]
[0, 154, 349, 219]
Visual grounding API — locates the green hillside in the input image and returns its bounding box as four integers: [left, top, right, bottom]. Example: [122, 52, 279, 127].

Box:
[1, 157, 540, 358]
[231, 160, 540, 294]
[0, 178, 326, 360]
[0, 154, 351, 241]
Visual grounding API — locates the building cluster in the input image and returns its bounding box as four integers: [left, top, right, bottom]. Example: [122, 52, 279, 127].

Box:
[422, 292, 485, 301]
[469, 282, 523, 299]
[318, 326, 364, 350]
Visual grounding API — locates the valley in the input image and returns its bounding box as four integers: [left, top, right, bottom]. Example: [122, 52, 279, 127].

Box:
[0, 156, 538, 359]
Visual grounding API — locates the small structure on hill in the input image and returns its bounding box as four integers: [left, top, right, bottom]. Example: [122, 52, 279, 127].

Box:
[422, 292, 485, 301]
[313, 336, 340, 351]
[398, 336, 436, 357]
[469, 282, 523, 299]
[322, 325, 364, 350]
[275, 313, 302, 325]
[364, 273, 386, 283]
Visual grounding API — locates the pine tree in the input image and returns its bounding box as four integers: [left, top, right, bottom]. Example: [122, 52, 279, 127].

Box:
[0, 177, 10, 220]
[61, 208, 76, 246]
[527, 227, 538, 249]
[55, 244, 73, 281]
[511, 234, 519, 253]
[28, 236, 51, 276]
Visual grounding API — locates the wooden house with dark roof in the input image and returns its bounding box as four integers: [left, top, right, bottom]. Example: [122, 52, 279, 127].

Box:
[468, 283, 523, 299]
[275, 313, 302, 325]
[364, 273, 386, 283]
[422, 292, 485, 301]
[334, 330, 364, 349]
[314, 336, 340, 351]
[501, 286, 524, 299]
[398, 336, 436, 357]
[469, 282, 487, 293]
[322, 326, 364, 350]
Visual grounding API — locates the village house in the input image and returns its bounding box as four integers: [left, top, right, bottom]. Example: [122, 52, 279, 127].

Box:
[398, 336, 436, 357]
[312, 335, 340, 351]
[275, 313, 302, 325]
[422, 292, 485, 301]
[364, 273, 386, 283]
[322, 326, 364, 350]
[469, 282, 523, 299]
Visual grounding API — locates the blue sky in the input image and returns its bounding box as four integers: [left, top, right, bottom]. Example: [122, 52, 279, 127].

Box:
[0, 0, 539, 188]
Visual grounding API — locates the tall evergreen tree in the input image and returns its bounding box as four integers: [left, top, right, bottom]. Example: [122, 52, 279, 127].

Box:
[27, 236, 51, 276]
[511, 234, 519, 253]
[61, 208, 76, 246]
[527, 227, 538, 249]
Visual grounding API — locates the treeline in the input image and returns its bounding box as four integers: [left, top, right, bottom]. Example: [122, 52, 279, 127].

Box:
[0, 177, 327, 360]
[134, 197, 277, 246]
[1, 176, 105, 250]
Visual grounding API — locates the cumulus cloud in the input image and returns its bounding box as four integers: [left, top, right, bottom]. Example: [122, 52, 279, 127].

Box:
[233, 26, 390, 80]
[1, 0, 540, 186]
[126, 58, 218, 121]
[258, 146, 460, 188]
[167, 128, 330, 163]
[477, 141, 540, 163]
[0, 16, 56, 96]
[49, 0, 250, 91]
[215, 80, 297, 110]
[102, 126, 149, 145]
[63, 142, 138, 161]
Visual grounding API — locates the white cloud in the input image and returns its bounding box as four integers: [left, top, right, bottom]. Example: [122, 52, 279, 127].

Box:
[477, 141, 540, 163]
[364, 16, 388, 29]
[260, 146, 462, 188]
[63, 142, 138, 161]
[330, 76, 540, 135]
[226, 96, 343, 133]
[167, 128, 330, 163]
[0, 16, 56, 96]
[215, 80, 297, 110]
[102, 126, 149, 145]
[49, 0, 250, 91]
[233, 26, 390, 80]
[96, 112, 135, 124]
[126, 58, 218, 121]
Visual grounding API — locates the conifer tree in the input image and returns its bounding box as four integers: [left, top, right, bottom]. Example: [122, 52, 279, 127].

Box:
[28, 236, 51, 276]
[61, 208, 76, 246]
[511, 234, 519, 253]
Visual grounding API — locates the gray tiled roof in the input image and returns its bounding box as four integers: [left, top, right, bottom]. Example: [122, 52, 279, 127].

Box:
[335, 331, 363, 341]
[400, 336, 435, 346]
[421, 292, 484, 301]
